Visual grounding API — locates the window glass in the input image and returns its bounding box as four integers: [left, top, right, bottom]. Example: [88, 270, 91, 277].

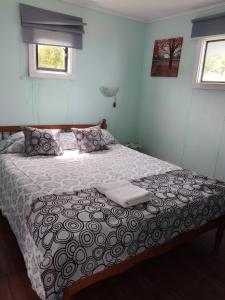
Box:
[36, 45, 68, 72]
[201, 40, 225, 83]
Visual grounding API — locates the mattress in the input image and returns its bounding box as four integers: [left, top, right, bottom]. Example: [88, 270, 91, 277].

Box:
[0, 144, 224, 300]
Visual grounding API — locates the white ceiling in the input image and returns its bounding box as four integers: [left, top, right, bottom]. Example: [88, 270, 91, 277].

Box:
[63, 0, 225, 22]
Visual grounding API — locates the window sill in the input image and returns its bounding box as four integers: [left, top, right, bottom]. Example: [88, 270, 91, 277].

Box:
[29, 69, 75, 80]
[193, 82, 225, 90]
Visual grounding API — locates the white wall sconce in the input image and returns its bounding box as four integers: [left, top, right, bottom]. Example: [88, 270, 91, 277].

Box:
[100, 86, 119, 108]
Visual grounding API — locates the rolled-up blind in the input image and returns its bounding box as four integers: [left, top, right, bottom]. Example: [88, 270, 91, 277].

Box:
[191, 12, 225, 38]
[20, 4, 86, 49]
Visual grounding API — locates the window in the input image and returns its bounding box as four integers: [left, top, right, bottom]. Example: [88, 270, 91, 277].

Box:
[194, 37, 225, 89]
[36, 45, 68, 72]
[29, 44, 74, 79]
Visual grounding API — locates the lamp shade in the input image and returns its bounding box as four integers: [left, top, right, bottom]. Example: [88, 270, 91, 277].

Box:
[99, 86, 119, 98]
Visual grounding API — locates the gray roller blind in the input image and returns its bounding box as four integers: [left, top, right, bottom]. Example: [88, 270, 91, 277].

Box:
[20, 4, 86, 49]
[191, 12, 225, 38]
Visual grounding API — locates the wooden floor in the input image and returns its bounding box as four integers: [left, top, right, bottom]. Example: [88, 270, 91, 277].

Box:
[0, 213, 225, 300]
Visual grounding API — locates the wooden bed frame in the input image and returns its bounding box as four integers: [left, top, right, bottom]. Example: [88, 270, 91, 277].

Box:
[0, 118, 107, 134]
[63, 216, 225, 300]
[0, 118, 224, 300]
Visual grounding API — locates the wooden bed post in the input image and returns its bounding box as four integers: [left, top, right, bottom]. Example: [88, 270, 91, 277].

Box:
[100, 118, 107, 129]
[214, 226, 224, 251]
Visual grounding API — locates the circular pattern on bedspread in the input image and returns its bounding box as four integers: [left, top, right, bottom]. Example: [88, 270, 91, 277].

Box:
[79, 230, 95, 247]
[66, 240, 79, 258]
[86, 221, 101, 233]
[42, 269, 57, 290]
[81, 257, 97, 275]
[110, 243, 125, 258]
[54, 229, 73, 244]
[24, 169, 225, 300]
[63, 219, 84, 233]
[74, 246, 87, 264]
[43, 214, 58, 226]
[62, 260, 77, 279]
[93, 246, 105, 260]
[95, 232, 106, 246]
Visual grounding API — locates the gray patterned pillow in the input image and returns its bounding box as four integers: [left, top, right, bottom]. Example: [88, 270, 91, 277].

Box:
[101, 129, 118, 145]
[23, 127, 63, 156]
[3, 139, 25, 154]
[0, 131, 25, 154]
[72, 126, 108, 153]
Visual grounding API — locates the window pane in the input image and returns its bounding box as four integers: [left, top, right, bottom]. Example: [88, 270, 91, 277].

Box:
[37, 45, 67, 71]
[202, 40, 225, 83]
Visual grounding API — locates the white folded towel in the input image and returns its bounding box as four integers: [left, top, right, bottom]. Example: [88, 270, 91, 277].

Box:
[96, 180, 129, 194]
[96, 180, 151, 208]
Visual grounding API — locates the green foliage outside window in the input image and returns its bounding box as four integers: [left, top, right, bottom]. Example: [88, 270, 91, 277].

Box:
[203, 54, 225, 81]
[37, 45, 66, 70]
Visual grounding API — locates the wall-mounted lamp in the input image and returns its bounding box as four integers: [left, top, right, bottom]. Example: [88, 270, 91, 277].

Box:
[100, 86, 119, 108]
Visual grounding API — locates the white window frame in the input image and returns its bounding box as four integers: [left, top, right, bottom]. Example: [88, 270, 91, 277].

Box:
[28, 44, 75, 80]
[193, 35, 225, 90]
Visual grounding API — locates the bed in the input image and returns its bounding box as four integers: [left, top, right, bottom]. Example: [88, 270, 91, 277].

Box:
[0, 119, 224, 300]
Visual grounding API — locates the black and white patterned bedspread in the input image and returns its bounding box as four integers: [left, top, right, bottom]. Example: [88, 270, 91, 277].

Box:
[26, 169, 225, 300]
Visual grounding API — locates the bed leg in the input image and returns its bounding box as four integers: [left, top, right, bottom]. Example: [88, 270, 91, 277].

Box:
[214, 227, 224, 251]
[62, 290, 70, 300]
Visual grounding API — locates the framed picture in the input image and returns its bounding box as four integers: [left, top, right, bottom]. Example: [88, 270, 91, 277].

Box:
[150, 37, 183, 77]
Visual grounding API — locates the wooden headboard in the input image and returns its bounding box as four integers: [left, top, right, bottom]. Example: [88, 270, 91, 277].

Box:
[0, 118, 107, 140]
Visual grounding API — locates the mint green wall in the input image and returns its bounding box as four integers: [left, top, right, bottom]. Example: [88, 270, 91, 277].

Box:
[0, 0, 146, 143]
[1, 0, 225, 180]
[139, 5, 225, 181]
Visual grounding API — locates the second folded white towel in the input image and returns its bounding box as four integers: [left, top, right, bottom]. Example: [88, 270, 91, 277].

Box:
[96, 180, 152, 208]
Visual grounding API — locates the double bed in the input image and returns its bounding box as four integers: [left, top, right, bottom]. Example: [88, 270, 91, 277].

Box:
[0, 119, 225, 300]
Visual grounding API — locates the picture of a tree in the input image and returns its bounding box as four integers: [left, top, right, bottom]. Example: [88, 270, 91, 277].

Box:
[151, 37, 183, 77]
